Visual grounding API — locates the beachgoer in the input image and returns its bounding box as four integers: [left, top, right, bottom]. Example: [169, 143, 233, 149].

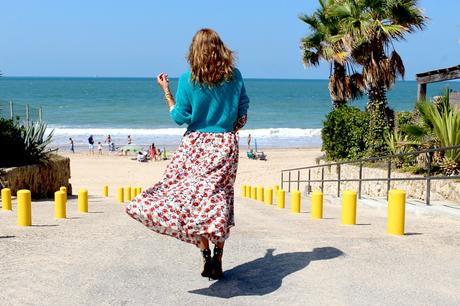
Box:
[156, 147, 161, 160]
[127, 135, 132, 145]
[125, 28, 249, 280]
[69, 137, 75, 153]
[247, 133, 252, 151]
[137, 151, 147, 162]
[149, 143, 157, 161]
[88, 135, 95, 154]
[97, 142, 103, 155]
[105, 134, 113, 151]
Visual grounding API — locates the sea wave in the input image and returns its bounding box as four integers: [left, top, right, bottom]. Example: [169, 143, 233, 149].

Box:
[47, 127, 322, 148]
[47, 127, 321, 138]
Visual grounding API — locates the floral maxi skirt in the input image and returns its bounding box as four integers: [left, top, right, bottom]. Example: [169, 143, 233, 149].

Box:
[125, 132, 238, 246]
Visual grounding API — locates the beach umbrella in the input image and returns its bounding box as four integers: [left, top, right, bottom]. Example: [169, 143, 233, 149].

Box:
[254, 139, 258, 152]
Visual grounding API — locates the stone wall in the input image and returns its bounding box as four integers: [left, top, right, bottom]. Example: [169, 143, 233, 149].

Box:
[0, 154, 71, 199]
[292, 163, 460, 205]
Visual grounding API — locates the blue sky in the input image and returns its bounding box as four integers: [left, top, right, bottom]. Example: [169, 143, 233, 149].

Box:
[0, 0, 459, 79]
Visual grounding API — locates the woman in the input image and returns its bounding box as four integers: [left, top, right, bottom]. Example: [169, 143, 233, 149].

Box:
[126, 28, 249, 280]
[149, 143, 157, 161]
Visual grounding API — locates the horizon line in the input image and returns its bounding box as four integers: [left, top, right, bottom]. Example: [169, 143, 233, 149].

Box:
[0, 75, 422, 82]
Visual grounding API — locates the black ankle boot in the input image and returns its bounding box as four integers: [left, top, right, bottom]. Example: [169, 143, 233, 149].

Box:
[201, 249, 212, 278]
[211, 247, 224, 280]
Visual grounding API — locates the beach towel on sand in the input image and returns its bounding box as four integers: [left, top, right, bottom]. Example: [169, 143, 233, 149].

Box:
[125, 131, 238, 246]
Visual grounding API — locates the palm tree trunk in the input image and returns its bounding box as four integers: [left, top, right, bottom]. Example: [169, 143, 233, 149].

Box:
[368, 81, 387, 111]
[329, 62, 347, 108]
[367, 44, 388, 113]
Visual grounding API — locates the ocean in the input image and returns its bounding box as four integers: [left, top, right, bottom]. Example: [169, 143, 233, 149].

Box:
[1, 77, 459, 150]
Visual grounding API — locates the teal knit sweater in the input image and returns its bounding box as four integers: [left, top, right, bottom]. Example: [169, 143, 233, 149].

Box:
[170, 68, 249, 133]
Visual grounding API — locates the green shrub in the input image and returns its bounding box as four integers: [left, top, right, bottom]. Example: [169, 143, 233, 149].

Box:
[366, 101, 393, 157]
[321, 106, 369, 160]
[0, 118, 26, 167]
[0, 119, 54, 167]
[395, 111, 414, 132]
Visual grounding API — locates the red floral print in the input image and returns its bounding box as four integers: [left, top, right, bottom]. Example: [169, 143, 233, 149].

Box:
[126, 131, 238, 246]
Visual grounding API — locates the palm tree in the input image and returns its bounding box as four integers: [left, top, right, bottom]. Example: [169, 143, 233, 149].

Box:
[300, 0, 364, 108]
[331, 0, 427, 112]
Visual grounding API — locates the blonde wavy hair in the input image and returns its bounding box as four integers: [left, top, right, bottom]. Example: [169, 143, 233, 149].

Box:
[187, 28, 235, 86]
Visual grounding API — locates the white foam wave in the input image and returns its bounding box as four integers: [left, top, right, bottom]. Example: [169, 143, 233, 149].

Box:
[47, 127, 321, 138]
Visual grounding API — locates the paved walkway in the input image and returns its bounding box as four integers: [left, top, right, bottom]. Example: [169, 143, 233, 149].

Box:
[1, 194, 460, 305]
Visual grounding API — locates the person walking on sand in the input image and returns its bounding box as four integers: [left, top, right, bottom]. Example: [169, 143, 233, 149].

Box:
[126, 28, 249, 280]
[97, 141, 103, 155]
[88, 135, 95, 155]
[69, 137, 75, 153]
[247, 133, 252, 151]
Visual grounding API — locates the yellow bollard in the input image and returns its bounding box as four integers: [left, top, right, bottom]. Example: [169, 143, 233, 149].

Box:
[17, 189, 32, 226]
[241, 185, 246, 198]
[264, 188, 273, 205]
[291, 190, 301, 213]
[251, 186, 257, 200]
[103, 185, 109, 197]
[311, 191, 323, 219]
[387, 189, 406, 235]
[276, 189, 285, 209]
[342, 190, 357, 225]
[118, 187, 124, 203]
[257, 186, 264, 202]
[54, 191, 66, 219]
[1, 188, 12, 211]
[78, 189, 88, 213]
[124, 186, 131, 202]
[130, 186, 136, 200]
[60, 186, 67, 203]
[273, 185, 279, 204]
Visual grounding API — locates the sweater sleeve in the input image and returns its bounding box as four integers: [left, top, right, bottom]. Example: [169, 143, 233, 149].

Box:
[170, 74, 192, 126]
[237, 70, 249, 118]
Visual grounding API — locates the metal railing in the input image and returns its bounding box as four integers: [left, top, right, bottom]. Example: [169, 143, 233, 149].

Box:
[0, 100, 43, 122]
[281, 145, 460, 205]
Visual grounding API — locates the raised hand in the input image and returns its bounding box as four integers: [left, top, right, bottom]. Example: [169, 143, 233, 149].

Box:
[156, 73, 169, 92]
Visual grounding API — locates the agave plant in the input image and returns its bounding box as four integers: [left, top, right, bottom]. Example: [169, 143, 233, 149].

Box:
[384, 129, 413, 155]
[384, 129, 419, 168]
[22, 121, 55, 164]
[404, 95, 460, 175]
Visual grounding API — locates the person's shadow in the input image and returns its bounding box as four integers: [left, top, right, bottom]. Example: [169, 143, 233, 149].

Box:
[189, 246, 344, 298]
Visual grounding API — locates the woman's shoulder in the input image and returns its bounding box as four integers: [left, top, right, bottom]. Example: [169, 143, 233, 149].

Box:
[232, 68, 242, 79]
[179, 71, 192, 81]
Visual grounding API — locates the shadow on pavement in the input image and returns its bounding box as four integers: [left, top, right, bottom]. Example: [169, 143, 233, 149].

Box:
[189, 246, 344, 298]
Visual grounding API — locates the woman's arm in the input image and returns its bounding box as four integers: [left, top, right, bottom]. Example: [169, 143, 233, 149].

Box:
[157, 72, 192, 125]
[157, 73, 175, 110]
[234, 115, 247, 132]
